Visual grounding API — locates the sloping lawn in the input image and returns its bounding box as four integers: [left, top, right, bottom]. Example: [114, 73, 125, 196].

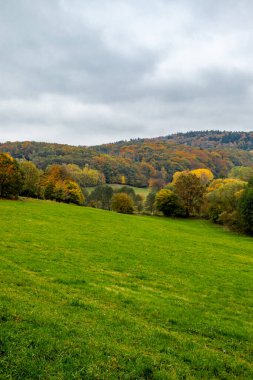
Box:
[0, 198, 252, 379]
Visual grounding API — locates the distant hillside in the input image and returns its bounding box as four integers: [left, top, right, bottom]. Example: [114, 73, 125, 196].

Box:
[1, 131, 253, 186]
[165, 130, 253, 150]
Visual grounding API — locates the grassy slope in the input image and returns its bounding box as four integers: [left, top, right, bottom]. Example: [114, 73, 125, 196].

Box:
[85, 184, 149, 197]
[109, 184, 149, 196]
[0, 199, 252, 379]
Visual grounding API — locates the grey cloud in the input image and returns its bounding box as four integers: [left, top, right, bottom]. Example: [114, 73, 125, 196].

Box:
[0, 0, 253, 145]
[143, 69, 253, 103]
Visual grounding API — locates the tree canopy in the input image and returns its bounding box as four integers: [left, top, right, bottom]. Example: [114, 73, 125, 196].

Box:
[0, 153, 23, 198]
[173, 173, 206, 216]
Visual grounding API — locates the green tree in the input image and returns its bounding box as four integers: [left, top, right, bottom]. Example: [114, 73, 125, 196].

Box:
[206, 179, 246, 224]
[81, 166, 105, 187]
[115, 186, 144, 212]
[111, 193, 134, 214]
[145, 191, 157, 215]
[228, 166, 253, 182]
[135, 194, 144, 213]
[0, 153, 23, 198]
[88, 185, 113, 210]
[115, 186, 136, 201]
[156, 189, 186, 217]
[173, 173, 206, 216]
[20, 161, 41, 198]
[238, 185, 253, 234]
[64, 164, 83, 183]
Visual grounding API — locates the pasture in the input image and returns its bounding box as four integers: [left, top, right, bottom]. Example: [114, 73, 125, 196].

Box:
[85, 184, 149, 198]
[0, 199, 252, 379]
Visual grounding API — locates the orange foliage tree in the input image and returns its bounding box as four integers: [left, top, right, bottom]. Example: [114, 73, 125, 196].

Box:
[0, 153, 23, 198]
[40, 165, 84, 205]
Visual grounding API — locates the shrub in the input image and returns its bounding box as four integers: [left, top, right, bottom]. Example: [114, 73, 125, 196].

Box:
[111, 193, 134, 214]
[218, 210, 239, 228]
[155, 189, 186, 217]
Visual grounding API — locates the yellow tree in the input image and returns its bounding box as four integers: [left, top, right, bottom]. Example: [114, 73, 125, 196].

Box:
[190, 169, 214, 185]
[173, 168, 213, 186]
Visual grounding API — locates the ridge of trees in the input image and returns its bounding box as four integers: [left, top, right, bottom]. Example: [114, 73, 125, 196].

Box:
[166, 130, 253, 150]
[1, 133, 253, 187]
[1, 152, 253, 234]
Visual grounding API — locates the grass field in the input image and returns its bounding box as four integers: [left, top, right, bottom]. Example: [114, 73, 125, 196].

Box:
[86, 184, 149, 197]
[0, 199, 253, 379]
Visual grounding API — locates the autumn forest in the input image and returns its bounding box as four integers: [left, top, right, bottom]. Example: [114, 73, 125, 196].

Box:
[1, 130, 253, 234]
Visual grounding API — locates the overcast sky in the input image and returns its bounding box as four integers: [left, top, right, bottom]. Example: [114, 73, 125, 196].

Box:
[0, 0, 253, 145]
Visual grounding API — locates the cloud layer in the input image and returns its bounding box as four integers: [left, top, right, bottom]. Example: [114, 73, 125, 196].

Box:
[0, 0, 253, 145]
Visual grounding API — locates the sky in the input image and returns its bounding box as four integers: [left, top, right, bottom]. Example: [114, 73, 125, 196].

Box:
[0, 0, 253, 146]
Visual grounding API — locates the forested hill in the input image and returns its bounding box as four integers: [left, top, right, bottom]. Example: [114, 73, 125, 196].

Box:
[165, 130, 253, 150]
[1, 130, 253, 186]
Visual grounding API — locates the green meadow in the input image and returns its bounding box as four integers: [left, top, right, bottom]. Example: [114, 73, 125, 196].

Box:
[0, 199, 252, 379]
[86, 184, 149, 197]
[109, 184, 149, 197]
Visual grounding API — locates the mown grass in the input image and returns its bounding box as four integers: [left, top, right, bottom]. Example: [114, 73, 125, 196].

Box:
[86, 184, 149, 197]
[0, 198, 252, 379]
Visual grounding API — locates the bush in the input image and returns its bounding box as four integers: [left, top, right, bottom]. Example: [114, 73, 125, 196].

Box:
[155, 189, 187, 217]
[218, 210, 239, 228]
[111, 193, 134, 214]
[114, 186, 144, 213]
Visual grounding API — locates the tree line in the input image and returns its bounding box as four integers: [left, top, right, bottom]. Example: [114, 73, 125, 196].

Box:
[1, 152, 253, 234]
[1, 139, 253, 187]
[152, 167, 253, 234]
[167, 130, 253, 150]
[0, 153, 137, 213]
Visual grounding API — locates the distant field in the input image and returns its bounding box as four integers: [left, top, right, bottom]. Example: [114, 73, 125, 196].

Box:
[86, 184, 149, 197]
[0, 199, 253, 379]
